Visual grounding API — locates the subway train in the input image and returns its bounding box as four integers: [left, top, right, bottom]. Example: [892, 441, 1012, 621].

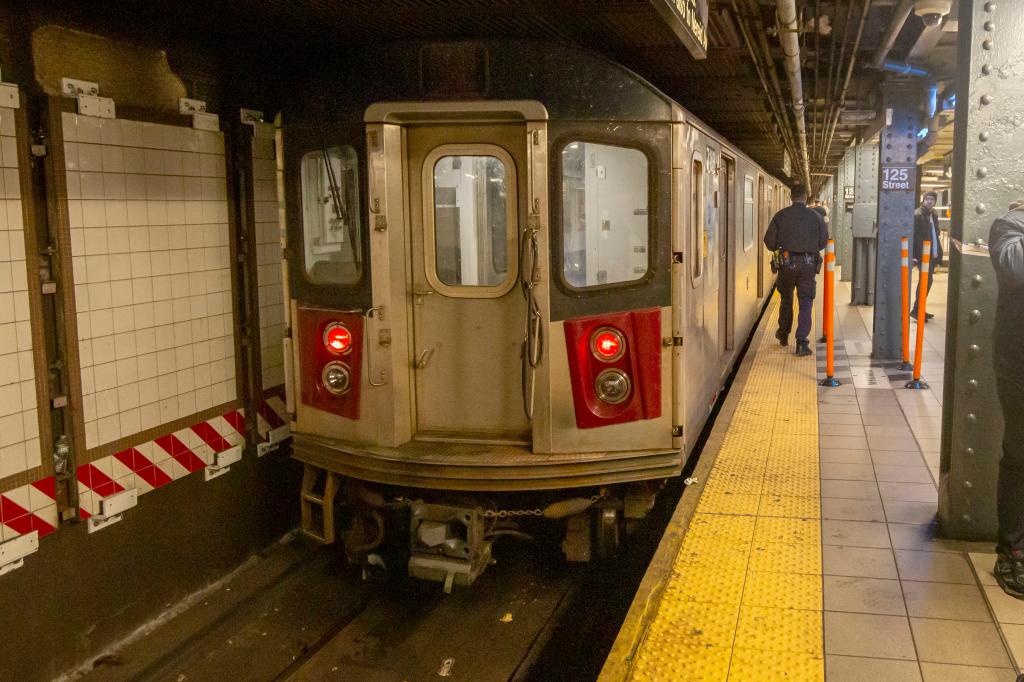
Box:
[280, 41, 788, 588]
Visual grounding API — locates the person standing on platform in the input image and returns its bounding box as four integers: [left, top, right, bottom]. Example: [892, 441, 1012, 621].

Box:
[763, 186, 828, 357]
[911, 191, 943, 321]
[990, 201, 1024, 599]
[811, 199, 829, 225]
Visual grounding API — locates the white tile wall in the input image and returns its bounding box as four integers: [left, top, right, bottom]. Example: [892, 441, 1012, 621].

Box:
[0, 106, 42, 481]
[252, 124, 285, 390]
[63, 113, 237, 450]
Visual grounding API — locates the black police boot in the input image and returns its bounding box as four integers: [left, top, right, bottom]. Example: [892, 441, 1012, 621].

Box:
[795, 341, 812, 357]
[995, 552, 1024, 600]
[775, 329, 788, 347]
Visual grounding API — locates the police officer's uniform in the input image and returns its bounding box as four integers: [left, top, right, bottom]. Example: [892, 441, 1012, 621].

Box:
[763, 200, 829, 354]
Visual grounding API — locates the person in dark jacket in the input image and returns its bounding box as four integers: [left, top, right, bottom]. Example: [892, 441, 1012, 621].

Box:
[990, 202, 1024, 599]
[764, 186, 829, 356]
[911, 191, 943, 320]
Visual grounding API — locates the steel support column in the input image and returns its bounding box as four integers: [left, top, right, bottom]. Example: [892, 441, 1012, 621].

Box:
[851, 142, 879, 305]
[938, 0, 1024, 539]
[837, 146, 856, 282]
[871, 81, 920, 358]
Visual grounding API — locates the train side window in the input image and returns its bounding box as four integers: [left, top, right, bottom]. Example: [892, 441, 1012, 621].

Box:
[300, 145, 363, 285]
[691, 155, 705, 282]
[743, 175, 755, 251]
[560, 141, 649, 288]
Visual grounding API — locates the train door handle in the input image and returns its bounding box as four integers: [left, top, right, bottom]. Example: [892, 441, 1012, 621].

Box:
[413, 288, 434, 305]
[414, 347, 434, 370]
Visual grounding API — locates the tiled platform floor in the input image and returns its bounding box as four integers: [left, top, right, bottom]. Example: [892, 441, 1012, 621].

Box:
[819, 274, 1020, 680]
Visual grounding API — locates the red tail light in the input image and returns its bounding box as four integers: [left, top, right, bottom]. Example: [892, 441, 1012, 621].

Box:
[591, 327, 625, 361]
[324, 323, 352, 354]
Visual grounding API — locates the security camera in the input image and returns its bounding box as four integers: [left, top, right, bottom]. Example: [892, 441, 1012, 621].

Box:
[914, 0, 951, 27]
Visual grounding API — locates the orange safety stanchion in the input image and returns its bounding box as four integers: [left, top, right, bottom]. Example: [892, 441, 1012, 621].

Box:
[819, 240, 841, 387]
[905, 241, 930, 390]
[819, 244, 831, 344]
[900, 236, 913, 371]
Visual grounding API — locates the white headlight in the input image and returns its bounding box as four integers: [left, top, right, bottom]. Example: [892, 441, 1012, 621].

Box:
[321, 362, 352, 395]
[595, 368, 631, 405]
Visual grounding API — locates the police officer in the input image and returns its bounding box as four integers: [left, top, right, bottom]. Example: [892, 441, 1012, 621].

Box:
[763, 186, 828, 356]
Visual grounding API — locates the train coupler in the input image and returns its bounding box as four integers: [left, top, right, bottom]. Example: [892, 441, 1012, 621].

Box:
[407, 502, 493, 593]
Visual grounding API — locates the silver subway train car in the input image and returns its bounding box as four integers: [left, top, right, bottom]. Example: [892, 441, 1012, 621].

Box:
[279, 42, 787, 588]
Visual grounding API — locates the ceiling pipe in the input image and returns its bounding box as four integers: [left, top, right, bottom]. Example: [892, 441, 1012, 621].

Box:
[822, 0, 871, 168]
[882, 60, 930, 76]
[869, 0, 916, 69]
[776, 0, 813, 191]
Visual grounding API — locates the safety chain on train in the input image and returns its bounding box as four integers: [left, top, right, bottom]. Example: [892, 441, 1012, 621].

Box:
[383, 493, 604, 519]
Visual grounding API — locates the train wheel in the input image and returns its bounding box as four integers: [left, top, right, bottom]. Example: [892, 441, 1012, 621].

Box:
[595, 508, 621, 560]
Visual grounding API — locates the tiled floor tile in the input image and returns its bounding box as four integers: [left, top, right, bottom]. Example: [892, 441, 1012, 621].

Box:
[822, 520, 892, 548]
[820, 462, 876, 481]
[825, 435, 870, 450]
[968, 552, 999, 587]
[862, 413, 913, 427]
[1001, 623, 1024, 667]
[819, 402, 863, 414]
[826, 655, 922, 681]
[821, 394, 858, 405]
[820, 448, 872, 464]
[824, 576, 907, 615]
[823, 545, 899, 579]
[901, 580, 992, 621]
[884, 500, 938, 525]
[910, 618, 1012, 666]
[981, 585, 1024, 625]
[824, 612, 917, 659]
[818, 412, 864, 425]
[864, 425, 915, 439]
[895, 550, 976, 584]
[822, 423, 867, 437]
[918, 663, 1015, 682]
[822, 497, 885, 522]
[871, 450, 929, 467]
[878, 482, 938, 504]
[874, 466, 934, 484]
[888, 523, 970, 553]
[868, 436, 922, 451]
[820, 479, 881, 500]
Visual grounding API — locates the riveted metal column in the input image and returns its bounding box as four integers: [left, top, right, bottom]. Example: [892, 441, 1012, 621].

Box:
[851, 142, 880, 305]
[938, 0, 1023, 539]
[837, 146, 857, 282]
[871, 81, 920, 358]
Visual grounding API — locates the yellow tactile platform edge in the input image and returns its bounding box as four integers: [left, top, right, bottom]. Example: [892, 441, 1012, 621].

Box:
[628, 295, 824, 682]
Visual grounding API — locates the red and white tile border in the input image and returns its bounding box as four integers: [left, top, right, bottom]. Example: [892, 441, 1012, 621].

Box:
[0, 398, 289, 543]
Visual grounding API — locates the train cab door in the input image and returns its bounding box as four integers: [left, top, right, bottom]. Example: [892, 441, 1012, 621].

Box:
[720, 155, 735, 352]
[406, 124, 531, 441]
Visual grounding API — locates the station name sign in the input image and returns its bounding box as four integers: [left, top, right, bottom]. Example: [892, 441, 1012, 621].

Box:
[651, 0, 709, 60]
[881, 166, 915, 192]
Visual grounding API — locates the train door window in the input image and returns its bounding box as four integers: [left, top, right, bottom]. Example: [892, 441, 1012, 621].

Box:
[560, 141, 649, 288]
[425, 145, 518, 296]
[691, 154, 705, 282]
[301, 145, 363, 285]
[743, 175, 755, 250]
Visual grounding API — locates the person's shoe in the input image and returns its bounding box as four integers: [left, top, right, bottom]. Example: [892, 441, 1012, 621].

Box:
[909, 312, 918, 321]
[995, 552, 1024, 600]
[775, 329, 789, 347]
[795, 342, 812, 357]
[925, 313, 935, 320]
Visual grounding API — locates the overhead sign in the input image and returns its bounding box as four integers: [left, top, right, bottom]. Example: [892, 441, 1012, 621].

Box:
[651, 0, 709, 60]
[881, 166, 915, 192]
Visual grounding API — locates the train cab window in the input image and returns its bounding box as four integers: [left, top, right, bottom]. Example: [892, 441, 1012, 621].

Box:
[691, 156, 705, 281]
[301, 145, 363, 285]
[560, 141, 649, 288]
[743, 175, 755, 250]
[430, 153, 513, 289]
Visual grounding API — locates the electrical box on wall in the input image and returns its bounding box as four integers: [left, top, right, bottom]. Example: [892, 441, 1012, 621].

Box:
[0, 531, 39, 577]
[87, 488, 139, 533]
[204, 445, 243, 481]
